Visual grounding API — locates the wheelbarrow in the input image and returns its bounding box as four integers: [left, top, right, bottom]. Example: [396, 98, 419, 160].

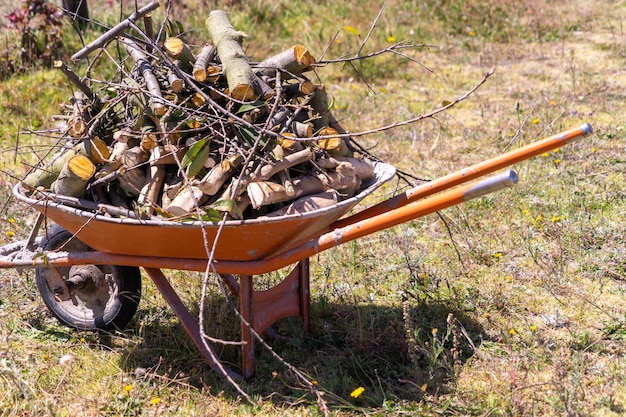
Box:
[0, 123, 593, 380]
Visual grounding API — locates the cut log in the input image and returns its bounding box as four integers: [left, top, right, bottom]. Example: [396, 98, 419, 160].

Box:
[165, 185, 208, 217]
[88, 137, 111, 165]
[317, 163, 361, 196]
[118, 146, 149, 196]
[195, 154, 242, 195]
[254, 147, 313, 181]
[309, 84, 330, 131]
[192, 43, 217, 82]
[163, 37, 196, 71]
[247, 175, 325, 209]
[263, 190, 339, 217]
[276, 133, 304, 153]
[316, 127, 351, 157]
[168, 65, 185, 92]
[206, 10, 258, 102]
[317, 156, 375, 180]
[22, 139, 108, 189]
[119, 37, 166, 116]
[96, 141, 128, 179]
[256, 44, 316, 78]
[282, 80, 315, 99]
[51, 154, 96, 197]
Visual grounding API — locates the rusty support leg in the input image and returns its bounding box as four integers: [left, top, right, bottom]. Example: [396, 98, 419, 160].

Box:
[143, 267, 241, 381]
[239, 274, 254, 380]
[298, 258, 311, 336]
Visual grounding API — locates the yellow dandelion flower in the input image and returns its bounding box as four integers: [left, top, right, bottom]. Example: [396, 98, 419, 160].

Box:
[541, 152, 549, 157]
[554, 159, 562, 164]
[508, 328, 517, 336]
[531, 118, 540, 125]
[530, 324, 537, 332]
[6, 231, 14, 237]
[122, 385, 133, 393]
[522, 209, 530, 215]
[80, 337, 86, 343]
[549, 100, 556, 105]
[350, 386, 365, 398]
[591, 147, 597, 153]
[493, 251, 503, 258]
[552, 149, 559, 153]
[550, 216, 561, 223]
[468, 30, 476, 37]
[386, 36, 396, 43]
[431, 328, 438, 336]
[150, 397, 161, 406]
[8, 218, 15, 223]
[379, 87, 387, 94]
[312, 380, 318, 385]
[421, 383, 428, 392]
[535, 215, 543, 221]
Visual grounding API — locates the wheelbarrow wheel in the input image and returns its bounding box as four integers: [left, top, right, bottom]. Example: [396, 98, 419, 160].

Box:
[35, 226, 141, 331]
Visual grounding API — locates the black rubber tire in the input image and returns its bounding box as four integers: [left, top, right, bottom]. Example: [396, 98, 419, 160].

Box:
[35, 226, 141, 331]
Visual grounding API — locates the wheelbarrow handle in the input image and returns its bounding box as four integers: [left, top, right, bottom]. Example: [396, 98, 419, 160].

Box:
[333, 123, 593, 229]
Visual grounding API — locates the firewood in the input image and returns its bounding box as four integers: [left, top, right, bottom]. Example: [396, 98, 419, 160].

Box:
[51, 154, 96, 197]
[163, 37, 196, 72]
[88, 137, 111, 165]
[309, 84, 330, 131]
[276, 133, 304, 153]
[254, 147, 313, 181]
[23, 139, 106, 189]
[137, 152, 166, 213]
[317, 163, 361, 196]
[96, 141, 128, 179]
[282, 80, 315, 99]
[206, 10, 258, 102]
[316, 127, 352, 157]
[192, 43, 217, 82]
[165, 185, 208, 217]
[256, 44, 316, 78]
[168, 66, 185, 93]
[247, 175, 325, 209]
[195, 154, 243, 196]
[118, 146, 149, 196]
[120, 37, 166, 116]
[263, 190, 339, 217]
[317, 156, 375, 180]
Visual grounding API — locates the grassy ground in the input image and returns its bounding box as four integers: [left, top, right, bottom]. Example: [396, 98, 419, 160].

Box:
[1, 0, 625, 415]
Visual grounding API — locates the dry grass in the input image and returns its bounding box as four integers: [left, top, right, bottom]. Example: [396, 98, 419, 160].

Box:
[0, 0, 625, 415]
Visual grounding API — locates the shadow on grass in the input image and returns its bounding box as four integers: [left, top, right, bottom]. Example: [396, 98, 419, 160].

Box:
[118, 289, 488, 409]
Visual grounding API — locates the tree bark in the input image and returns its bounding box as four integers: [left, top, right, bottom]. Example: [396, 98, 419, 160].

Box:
[192, 43, 217, 82]
[120, 37, 166, 116]
[247, 175, 325, 209]
[206, 10, 258, 102]
[164, 37, 196, 72]
[256, 44, 316, 78]
[263, 190, 339, 217]
[51, 154, 96, 197]
[316, 127, 351, 157]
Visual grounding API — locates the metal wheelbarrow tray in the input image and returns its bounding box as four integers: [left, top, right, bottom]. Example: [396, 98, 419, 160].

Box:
[0, 124, 593, 380]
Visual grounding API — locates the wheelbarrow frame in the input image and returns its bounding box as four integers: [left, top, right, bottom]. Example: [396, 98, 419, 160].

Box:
[0, 123, 593, 380]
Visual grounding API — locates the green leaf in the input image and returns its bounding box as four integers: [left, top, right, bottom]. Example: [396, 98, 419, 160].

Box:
[237, 125, 260, 147]
[212, 199, 244, 220]
[181, 138, 210, 178]
[344, 25, 360, 36]
[180, 208, 223, 223]
[237, 101, 265, 114]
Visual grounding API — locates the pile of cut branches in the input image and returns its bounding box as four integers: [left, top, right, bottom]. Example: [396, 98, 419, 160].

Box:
[21, 3, 382, 221]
